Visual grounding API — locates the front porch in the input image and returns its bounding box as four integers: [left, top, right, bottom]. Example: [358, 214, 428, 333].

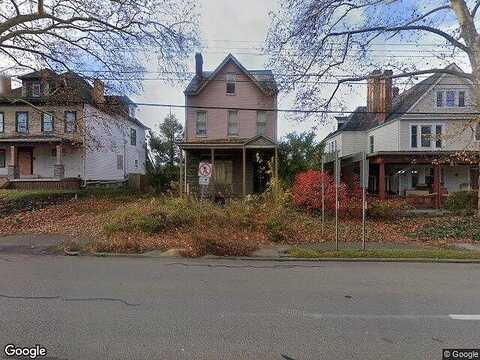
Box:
[0, 138, 83, 188]
[179, 136, 278, 198]
[368, 152, 478, 208]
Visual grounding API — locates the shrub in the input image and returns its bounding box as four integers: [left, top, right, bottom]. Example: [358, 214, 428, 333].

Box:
[292, 170, 363, 217]
[444, 191, 478, 214]
[367, 199, 412, 220]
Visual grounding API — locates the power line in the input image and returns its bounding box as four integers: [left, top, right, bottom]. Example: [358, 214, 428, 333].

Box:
[133, 102, 480, 116]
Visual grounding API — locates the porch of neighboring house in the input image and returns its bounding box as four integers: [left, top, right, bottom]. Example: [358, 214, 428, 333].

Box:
[343, 152, 479, 208]
[179, 137, 278, 198]
[0, 139, 82, 189]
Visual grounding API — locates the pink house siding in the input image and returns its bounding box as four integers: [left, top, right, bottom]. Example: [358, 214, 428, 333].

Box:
[185, 62, 277, 141]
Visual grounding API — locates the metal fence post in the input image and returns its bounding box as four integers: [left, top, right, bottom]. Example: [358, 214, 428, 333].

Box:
[321, 155, 325, 236]
[335, 151, 339, 251]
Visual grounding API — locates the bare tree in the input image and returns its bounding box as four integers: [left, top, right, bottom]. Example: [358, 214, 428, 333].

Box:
[0, 0, 199, 94]
[266, 0, 480, 213]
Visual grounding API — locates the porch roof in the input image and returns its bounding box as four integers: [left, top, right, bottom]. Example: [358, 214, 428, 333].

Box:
[179, 135, 277, 149]
[368, 151, 480, 165]
[0, 135, 80, 144]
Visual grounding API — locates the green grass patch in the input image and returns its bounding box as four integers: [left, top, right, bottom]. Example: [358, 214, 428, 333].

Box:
[287, 247, 480, 260]
[0, 189, 81, 202]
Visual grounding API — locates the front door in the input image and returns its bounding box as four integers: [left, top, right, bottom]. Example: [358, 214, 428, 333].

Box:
[17, 148, 33, 177]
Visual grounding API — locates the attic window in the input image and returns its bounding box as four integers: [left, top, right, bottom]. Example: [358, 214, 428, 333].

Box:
[31, 82, 41, 97]
[226, 73, 236, 94]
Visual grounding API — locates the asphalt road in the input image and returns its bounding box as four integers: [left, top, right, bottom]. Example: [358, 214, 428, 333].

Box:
[0, 254, 479, 360]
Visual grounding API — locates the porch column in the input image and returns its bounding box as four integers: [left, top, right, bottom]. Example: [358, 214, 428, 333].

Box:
[433, 164, 441, 209]
[378, 159, 386, 200]
[54, 144, 65, 179]
[211, 148, 215, 180]
[179, 149, 184, 195]
[242, 146, 246, 197]
[274, 146, 279, 181]
[7, 145, 16, 179]
[184, 150, 188, 194]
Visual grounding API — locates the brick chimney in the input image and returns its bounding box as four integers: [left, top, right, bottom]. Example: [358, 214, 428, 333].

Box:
[92, 79, 105, 104]
[195, 53, 203, 79]
[367, 70, 393, 124]
[0, 76, 11, 96]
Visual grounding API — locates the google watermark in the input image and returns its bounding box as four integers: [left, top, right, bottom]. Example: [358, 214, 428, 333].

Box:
[443, 349, 480, 360]
[4, 344, 47, 359]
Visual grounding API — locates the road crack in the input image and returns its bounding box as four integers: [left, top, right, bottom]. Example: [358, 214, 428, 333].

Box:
[0, 293, 140, 306]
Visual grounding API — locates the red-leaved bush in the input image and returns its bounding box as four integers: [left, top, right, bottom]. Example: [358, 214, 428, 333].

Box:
[292, 170, 362, 217]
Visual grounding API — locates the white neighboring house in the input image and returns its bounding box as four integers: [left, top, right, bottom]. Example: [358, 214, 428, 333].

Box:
[0, 69, 148, 189]
[323, 64, 480, 208]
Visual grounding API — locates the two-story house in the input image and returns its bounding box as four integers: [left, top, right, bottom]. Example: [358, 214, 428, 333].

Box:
[180, 53, 278, 197]
[0, 69, 148, 189]
[323, 64, 479, 207]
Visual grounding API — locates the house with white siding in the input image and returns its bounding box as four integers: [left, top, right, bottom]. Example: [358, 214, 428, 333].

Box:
[323, 64, 479, 207]
[0, 69, 148, 189]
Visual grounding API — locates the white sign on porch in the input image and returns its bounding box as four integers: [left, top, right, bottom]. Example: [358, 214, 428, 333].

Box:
[198, 161, 213, 177]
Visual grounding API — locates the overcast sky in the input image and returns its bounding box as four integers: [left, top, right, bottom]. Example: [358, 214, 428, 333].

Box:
[132, 0, 348, 141]
[131, 0, 471, 142]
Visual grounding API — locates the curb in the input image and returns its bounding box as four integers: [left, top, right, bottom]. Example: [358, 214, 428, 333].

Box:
[78, 252, 480, 264]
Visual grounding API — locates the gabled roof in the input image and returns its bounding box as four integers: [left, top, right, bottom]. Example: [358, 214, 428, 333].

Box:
[184, 54, 278, 96]
[323, 64, 470, 141]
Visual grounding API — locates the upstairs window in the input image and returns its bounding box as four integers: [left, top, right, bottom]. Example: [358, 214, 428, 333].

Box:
[446, 91, 455, 107]
[459, 91, 466, 107]
[421, 125, 431, 147]
[411, 125, 418, 148]
[196, 111, 207, 136]
[435, 125, 442, 148]
[227, 110, 239, 136]
[436, 90, 466, 107]
[369, 135, 374, 153]
[65, 111, 76, 133]
[0, 112, 4, 133]
[226, 73, 236, 95]
[130, 128, 137, 146]
[436, 92, 443, 107]
[31, 82, 41, 97]
[42, 112, 54, 133]
[256, 111, 267, 136]
[16, 112, 28, 133]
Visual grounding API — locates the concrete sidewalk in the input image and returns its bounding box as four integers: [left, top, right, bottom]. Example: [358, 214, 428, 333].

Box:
[0, 234, 74, 255]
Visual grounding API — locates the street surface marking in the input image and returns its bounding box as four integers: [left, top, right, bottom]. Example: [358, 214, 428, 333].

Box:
[449, 314, 480, 320]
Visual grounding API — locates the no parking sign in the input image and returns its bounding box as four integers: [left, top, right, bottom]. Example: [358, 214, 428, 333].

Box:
[198, 161, 212, 177]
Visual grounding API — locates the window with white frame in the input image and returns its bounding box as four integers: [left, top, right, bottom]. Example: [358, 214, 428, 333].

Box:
[411, 125, 418, 148]
[117, 154, 124, 170]
[227, 110, 239, 136]
[16, 112, 28, 133]
[435, 125, 442, 148]
[0, 112, 4, 133]
[31, 82, 41, 97]
[328, 140, 337, 153]
[226, 73, 236, 94]
[411, 124, 443, 149]
[42, 112, 54, 133]
[436, 90, 467, 108]
[256, 111, 267, 136]
[196, 111, 207, 136]
[65, 111, 76, 133]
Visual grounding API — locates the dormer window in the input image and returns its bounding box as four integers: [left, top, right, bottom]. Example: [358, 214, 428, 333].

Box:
[31, 82, 41, 97]
[436, 90, 466, 107]
[226, 73, 236, 95]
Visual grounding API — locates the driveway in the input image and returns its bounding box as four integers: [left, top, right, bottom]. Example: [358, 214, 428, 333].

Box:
[0, 255, 479, 359]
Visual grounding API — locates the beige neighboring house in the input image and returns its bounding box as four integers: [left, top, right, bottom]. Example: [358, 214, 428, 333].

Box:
[180, 53, 279, 197]
[0, 69, 148, 189]
[323, 63, 480, 208]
